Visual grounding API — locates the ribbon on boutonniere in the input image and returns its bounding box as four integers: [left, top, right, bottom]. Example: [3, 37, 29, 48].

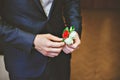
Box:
[62, 26, 76, 45]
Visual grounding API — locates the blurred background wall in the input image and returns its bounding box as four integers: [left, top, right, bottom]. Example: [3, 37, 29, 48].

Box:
[81, 0, 120, 9]
[71, 0, 120, 80]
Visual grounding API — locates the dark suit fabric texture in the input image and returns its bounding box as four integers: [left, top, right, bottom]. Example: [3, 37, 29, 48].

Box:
[0, 0, 82, 79]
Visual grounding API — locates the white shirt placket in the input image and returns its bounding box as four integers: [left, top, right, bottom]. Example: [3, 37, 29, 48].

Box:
[40, 0, 54, 17]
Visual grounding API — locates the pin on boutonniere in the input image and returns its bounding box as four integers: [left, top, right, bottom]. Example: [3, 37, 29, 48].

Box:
[62, 26, 76, 45]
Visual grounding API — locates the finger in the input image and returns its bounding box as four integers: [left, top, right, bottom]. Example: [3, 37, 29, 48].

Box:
[47, 52, 60, 57]
[69, 37, 81, 49]
[38, 49, 59, 57]
[65, 45, 74, 52]
[63, 48, 71, 54]
[50, 41, 65, 48]
[37, 46, 61, 57]
[45, 47, 62, 53]
[63, 45, 74, 54]
[47, 34, 63, 42]
[70, 41, 80, 49]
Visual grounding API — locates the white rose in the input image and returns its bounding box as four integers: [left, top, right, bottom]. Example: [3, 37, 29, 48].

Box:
[64, 37, 73, 45]
[69, 31, 76, 39]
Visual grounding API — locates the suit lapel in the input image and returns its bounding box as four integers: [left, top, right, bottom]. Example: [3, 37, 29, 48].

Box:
[34, 0, 47, 18]
[48, 0, 56, 18]
[34, 0, 57, 19]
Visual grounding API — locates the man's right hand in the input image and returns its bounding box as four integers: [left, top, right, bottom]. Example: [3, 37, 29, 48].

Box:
[33, 34, 65, 58]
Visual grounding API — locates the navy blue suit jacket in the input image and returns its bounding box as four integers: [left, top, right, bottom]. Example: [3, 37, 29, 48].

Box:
[0, 0, 82, 77]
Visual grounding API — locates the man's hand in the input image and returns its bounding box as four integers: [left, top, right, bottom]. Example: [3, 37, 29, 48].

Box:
[34, 34, 65, 58]
[63, 32, 81, 54]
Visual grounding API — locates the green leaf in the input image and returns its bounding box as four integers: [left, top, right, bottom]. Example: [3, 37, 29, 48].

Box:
[63, 27, 69, 32]
[70, 26, 73, 32]
[69, 26, 75, 32]
[65, 27, 69, 31]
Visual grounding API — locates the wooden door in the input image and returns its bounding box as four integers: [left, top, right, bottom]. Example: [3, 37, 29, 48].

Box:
[81, 0, 120, 9]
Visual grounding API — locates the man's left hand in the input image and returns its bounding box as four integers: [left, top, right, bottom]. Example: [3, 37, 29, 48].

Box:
[63, 31, 81, 54]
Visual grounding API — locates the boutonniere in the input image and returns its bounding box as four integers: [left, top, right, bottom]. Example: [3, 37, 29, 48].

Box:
[62, 26, 76, 45]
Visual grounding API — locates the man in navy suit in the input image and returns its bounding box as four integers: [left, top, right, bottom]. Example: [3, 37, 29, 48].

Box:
[0, 0, 82, 80]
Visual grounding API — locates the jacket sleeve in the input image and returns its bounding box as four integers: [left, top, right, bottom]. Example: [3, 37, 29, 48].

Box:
[63, 0, 82, 37]
[0, 19, 36, 53]
[0, 0, 35, 53]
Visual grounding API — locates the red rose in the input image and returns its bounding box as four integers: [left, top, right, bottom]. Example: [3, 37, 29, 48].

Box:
[62, 30, 70, 39]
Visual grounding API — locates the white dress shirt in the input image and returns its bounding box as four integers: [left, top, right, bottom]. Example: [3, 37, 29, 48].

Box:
[40, 0, 54, 17]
